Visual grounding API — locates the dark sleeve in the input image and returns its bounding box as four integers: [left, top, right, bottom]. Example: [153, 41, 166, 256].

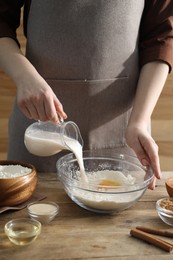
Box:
[139, 0, 173, 72]
[0, 0, 25, 46]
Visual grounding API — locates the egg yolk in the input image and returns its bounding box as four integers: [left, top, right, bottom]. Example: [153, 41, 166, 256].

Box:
[98, 180, 121, 186]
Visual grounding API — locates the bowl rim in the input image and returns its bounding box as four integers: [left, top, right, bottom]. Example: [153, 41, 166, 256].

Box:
[165, 177, 173, 182]
[4, 217, 42, 234]
[156, 197, 173, 215]
[0, 160, 36, 180]
[165, 177, 173, 187]
[56, 151, 154, 193]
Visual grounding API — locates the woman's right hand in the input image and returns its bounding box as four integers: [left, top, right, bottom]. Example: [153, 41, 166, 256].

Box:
[16, 72, 67, 122]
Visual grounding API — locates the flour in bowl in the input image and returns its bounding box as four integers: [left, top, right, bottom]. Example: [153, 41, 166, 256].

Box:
[0, 165, 32, 178]
[70, 170, 140, 211]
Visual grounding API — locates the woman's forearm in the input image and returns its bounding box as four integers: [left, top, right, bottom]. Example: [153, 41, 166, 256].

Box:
[128, 61, 169, 127]
[126, 61, 169, 185]
[0, 37, 39, 83]
[0, 37, 67, 122]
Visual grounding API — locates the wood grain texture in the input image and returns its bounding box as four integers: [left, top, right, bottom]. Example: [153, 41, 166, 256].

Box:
[0, 12, 173, 170]
[0, 172, 173, 260]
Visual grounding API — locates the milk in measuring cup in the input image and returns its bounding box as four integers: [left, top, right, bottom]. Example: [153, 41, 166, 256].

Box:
[24, 122, 87, 182]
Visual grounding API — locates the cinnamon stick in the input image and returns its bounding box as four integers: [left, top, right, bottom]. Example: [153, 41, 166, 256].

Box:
[130, 228, 173, 252]
[136, 226, 173, 238]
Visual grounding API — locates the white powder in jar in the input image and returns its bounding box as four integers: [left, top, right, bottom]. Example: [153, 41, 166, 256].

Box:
[0, 165, 32, 178]
[27, 202, 59, 224]
[28, 203, 58, 214]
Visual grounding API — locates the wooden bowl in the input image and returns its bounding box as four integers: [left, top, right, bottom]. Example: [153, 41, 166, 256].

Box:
[165, 177, 173, 197]
[0, 160, 37, 207]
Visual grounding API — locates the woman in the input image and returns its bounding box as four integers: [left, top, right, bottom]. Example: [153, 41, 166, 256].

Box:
[0, 1, 173, 189]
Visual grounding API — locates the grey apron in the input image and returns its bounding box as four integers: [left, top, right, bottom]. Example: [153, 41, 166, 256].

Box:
[8, 0, 144, 172]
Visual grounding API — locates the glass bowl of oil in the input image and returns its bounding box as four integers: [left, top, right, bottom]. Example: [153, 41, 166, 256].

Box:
[4, 218, 41, 246]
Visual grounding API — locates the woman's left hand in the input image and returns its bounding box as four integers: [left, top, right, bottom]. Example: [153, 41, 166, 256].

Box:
[125, 123, 161, 189]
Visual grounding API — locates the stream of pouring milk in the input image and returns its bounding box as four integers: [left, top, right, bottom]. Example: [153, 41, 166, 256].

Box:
[24, 131, 88, 182]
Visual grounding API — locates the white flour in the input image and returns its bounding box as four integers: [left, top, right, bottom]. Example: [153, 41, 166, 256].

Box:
[0, 165, 32, 178]
[71, 170, 138, 211]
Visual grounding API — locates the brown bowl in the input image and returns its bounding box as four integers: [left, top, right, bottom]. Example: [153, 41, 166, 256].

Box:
[165, 177, 173, 197]
[0, 160, 37, 207]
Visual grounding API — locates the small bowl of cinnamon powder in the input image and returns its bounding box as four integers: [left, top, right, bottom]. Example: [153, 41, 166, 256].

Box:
[156, 198, 173, 226]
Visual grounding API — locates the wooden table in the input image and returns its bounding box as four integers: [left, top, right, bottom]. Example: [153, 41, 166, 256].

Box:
[0, 172, 173, 260]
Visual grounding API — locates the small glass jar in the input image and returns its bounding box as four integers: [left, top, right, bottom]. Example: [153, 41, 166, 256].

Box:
[156, 198, 173, 226]
[27, 201, 59, 224]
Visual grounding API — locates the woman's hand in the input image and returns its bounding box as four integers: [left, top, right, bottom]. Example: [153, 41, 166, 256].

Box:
[125, 123, 161, 190]
[16, 72, 67, 122]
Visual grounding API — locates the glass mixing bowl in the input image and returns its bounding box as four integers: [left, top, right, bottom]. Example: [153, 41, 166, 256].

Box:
[56, 150, 154, 214]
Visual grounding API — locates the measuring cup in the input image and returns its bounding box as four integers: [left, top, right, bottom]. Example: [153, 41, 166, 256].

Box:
[24, 120, 84, 156]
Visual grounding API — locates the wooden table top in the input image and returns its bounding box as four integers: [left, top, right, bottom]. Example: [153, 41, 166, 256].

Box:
[0, 172, 173, 260]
